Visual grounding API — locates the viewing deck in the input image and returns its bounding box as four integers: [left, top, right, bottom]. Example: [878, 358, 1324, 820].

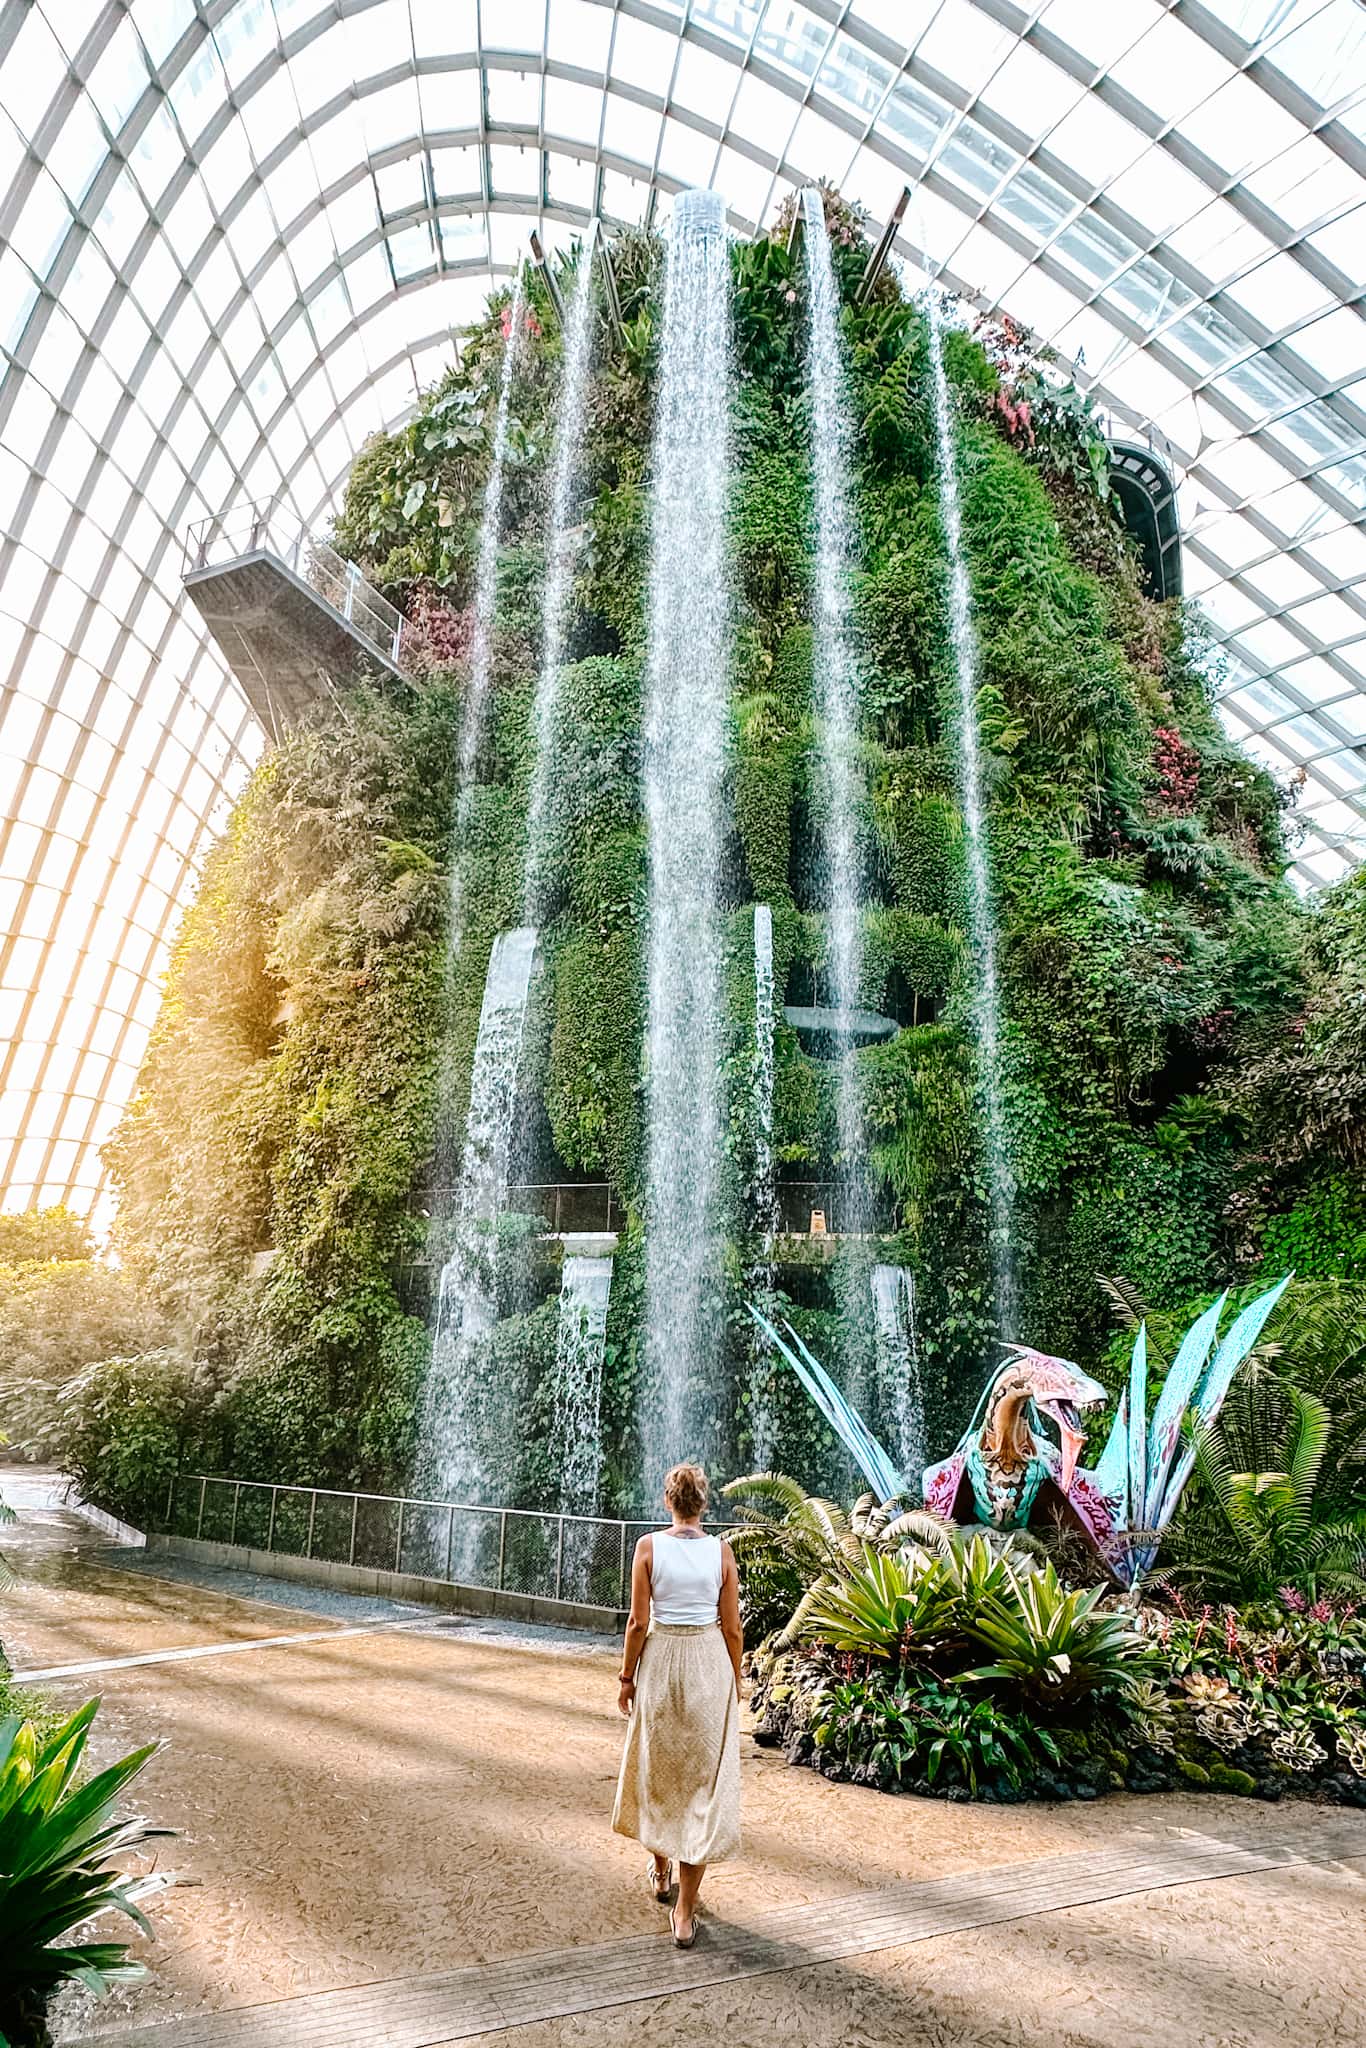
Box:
[182, 502, 412, 740]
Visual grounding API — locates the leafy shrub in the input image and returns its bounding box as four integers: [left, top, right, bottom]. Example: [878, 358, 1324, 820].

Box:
[0, 1258, 159, 1461]
[812, 1674, 1058, 1793]
[56, 1352, 203, 1529]
[0, 1701, 171, 2048]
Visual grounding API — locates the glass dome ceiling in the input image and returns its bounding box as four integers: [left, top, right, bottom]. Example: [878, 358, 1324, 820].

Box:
[1, 0, 1365, 1219]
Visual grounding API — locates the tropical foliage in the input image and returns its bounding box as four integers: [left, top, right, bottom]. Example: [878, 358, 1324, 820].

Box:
[811, 1674, 1060, 1794]
[60, 185, 1362, 1524]
[0, 1701, 170, 2048]
[0, 1206, 158, 1462]
[1167, 1387, 1366, 1602]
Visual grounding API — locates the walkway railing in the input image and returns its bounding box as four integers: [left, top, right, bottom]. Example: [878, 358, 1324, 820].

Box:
[160, 1474, 730, 1613]
[183, 500, 410, 672]
[413, 1181, 624, 1234]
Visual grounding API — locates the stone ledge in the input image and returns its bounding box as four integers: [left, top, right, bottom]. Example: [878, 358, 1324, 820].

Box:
[145, 1532, 625, 1635]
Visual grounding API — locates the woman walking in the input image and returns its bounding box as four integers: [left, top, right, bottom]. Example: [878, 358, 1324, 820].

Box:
[612, 1462, 743, 1947]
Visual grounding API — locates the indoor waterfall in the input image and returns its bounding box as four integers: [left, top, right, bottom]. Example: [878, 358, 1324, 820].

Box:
[419, 926, 538, 1527]
[748, 903, 780, 1469]
[926, 288, 1016, 1326]
[551, 1251, 615, 1516]
[871, 1262, 925, 1485]
[523, 236, 597, 923]
[801, 188, 866, 1174]
[639, 187, 733, 1493]
[449, 259, 526, 948]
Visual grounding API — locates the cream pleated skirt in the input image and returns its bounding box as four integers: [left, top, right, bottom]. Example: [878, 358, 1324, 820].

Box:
[612, 1623, 740, 1864]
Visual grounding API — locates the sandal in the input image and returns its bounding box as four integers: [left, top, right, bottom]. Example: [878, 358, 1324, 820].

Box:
[649, 1858, 673, 1903]
[670, 1907, 698, 1949]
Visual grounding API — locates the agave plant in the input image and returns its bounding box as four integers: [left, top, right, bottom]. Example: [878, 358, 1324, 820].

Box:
[723, 1472, 954, 1646]
[963, 1560, 1152, 1707]
[795, 1542, 967, 1663]
[0, 1700, 172, 2048]
[1166, 1383, 1366, 1603]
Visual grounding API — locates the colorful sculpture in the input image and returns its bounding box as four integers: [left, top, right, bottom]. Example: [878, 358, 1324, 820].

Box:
[748, 1276, 1290, 1586]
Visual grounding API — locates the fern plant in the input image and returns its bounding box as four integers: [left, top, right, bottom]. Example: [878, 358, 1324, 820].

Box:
[1167, 1383, 1366, 1603]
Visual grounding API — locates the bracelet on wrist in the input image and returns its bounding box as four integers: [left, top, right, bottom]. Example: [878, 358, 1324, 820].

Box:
[618, 1672, 635, 1685]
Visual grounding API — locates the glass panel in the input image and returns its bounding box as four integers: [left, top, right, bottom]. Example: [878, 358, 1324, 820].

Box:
[1164, 302, 1255, 376]
[755, 2, 831, 85]
[817, 35, 893, 120]
[876, 75, 953, 162]
[992, 163, 1075, 246]
[690, 0, 762, 49]
[937, 120, 1017, 204]
[386, 222, 436, 280]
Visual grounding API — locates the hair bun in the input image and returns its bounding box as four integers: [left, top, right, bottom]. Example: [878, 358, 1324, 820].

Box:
[663, 1461, 708, 1517]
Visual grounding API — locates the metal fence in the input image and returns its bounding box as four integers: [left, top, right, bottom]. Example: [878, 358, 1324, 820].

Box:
[184, 500, 409, 672]
[770, 1180, 891, 1234]
[412, 1181, 624, 1235]
[161, 1474, 730, 1613]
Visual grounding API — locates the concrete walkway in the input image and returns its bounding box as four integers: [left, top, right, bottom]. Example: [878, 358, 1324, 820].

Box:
[3, 1481, 1363, 2048]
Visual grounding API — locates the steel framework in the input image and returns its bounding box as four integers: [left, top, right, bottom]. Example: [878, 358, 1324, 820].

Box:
[1, 0, 1364, 1215]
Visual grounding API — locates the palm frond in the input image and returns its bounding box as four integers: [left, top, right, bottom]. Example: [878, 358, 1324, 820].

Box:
[1098, 1272, 1157, 1339]
[880, 1508, 956, 1556]
[1283, 1385, 1330, 1538]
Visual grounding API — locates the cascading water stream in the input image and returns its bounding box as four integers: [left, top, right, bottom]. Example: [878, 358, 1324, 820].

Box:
[748, 903, 780, 1468]
[417, 266, 534, 1530]
[801, 188, 866, 1176]
[420, 927, 538, 1530]
[752, 904, 780, 1265]
[523, 237, 596, 923]
[551, 1251, 615, 1515]
[639, 188, 733, 1492]
[449, 260, 527, 948]
[871, 1262, 925, 1484]
[802, 189, 881, 1432]
[925, 287, 1015, 1325]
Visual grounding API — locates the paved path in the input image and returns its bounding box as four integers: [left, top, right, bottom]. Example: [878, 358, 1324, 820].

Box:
[79, 1823, 1366, 2047]
[5, 1482, 1364, 2048]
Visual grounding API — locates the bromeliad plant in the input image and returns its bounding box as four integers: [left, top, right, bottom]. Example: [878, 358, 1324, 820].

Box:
[0, 1700, 171, 2048]
[787, 1530, 1150, 1708]
[964, 1561, 1153, 1708]
[723, 1472, 954, 1646]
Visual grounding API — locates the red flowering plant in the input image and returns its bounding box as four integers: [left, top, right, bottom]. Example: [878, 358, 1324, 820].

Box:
[973, 311, 1112, 502]
[1151, 725, 1202, 813]
[402, 579, 473, 676]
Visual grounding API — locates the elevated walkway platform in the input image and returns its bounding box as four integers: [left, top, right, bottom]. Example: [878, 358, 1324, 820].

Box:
[182, 502, 412, 740]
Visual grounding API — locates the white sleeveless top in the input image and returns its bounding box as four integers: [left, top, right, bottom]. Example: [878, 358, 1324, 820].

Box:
[650, 1531, 723, 1626]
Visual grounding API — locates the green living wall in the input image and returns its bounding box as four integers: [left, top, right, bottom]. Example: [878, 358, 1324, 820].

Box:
[94, 190, 1365, 1517]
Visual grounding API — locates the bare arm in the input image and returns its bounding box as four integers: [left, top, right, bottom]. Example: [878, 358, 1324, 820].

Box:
[617, 1535, 652, 1717]
[719, 1540, 744, 1700]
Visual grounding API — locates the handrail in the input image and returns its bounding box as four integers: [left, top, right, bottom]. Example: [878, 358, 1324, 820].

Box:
[159, 1473, 734, 1613]
[183, 498, 410, 672]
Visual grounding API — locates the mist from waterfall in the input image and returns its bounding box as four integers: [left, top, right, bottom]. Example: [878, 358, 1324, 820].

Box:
[551, 1252, 614, 1515]
[925, 288, 1015, 1326]
[523, 241, 596, 923]
[748, 903, 780, 1469]
[639, 188, 732, 1492]
[871, 1262, 925, 1484]
[801, 188, 866, 1174]
[449, 261, 526, 950]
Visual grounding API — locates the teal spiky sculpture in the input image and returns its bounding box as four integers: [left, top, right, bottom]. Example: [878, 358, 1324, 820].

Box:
[750, 1277, 1291, 1586]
